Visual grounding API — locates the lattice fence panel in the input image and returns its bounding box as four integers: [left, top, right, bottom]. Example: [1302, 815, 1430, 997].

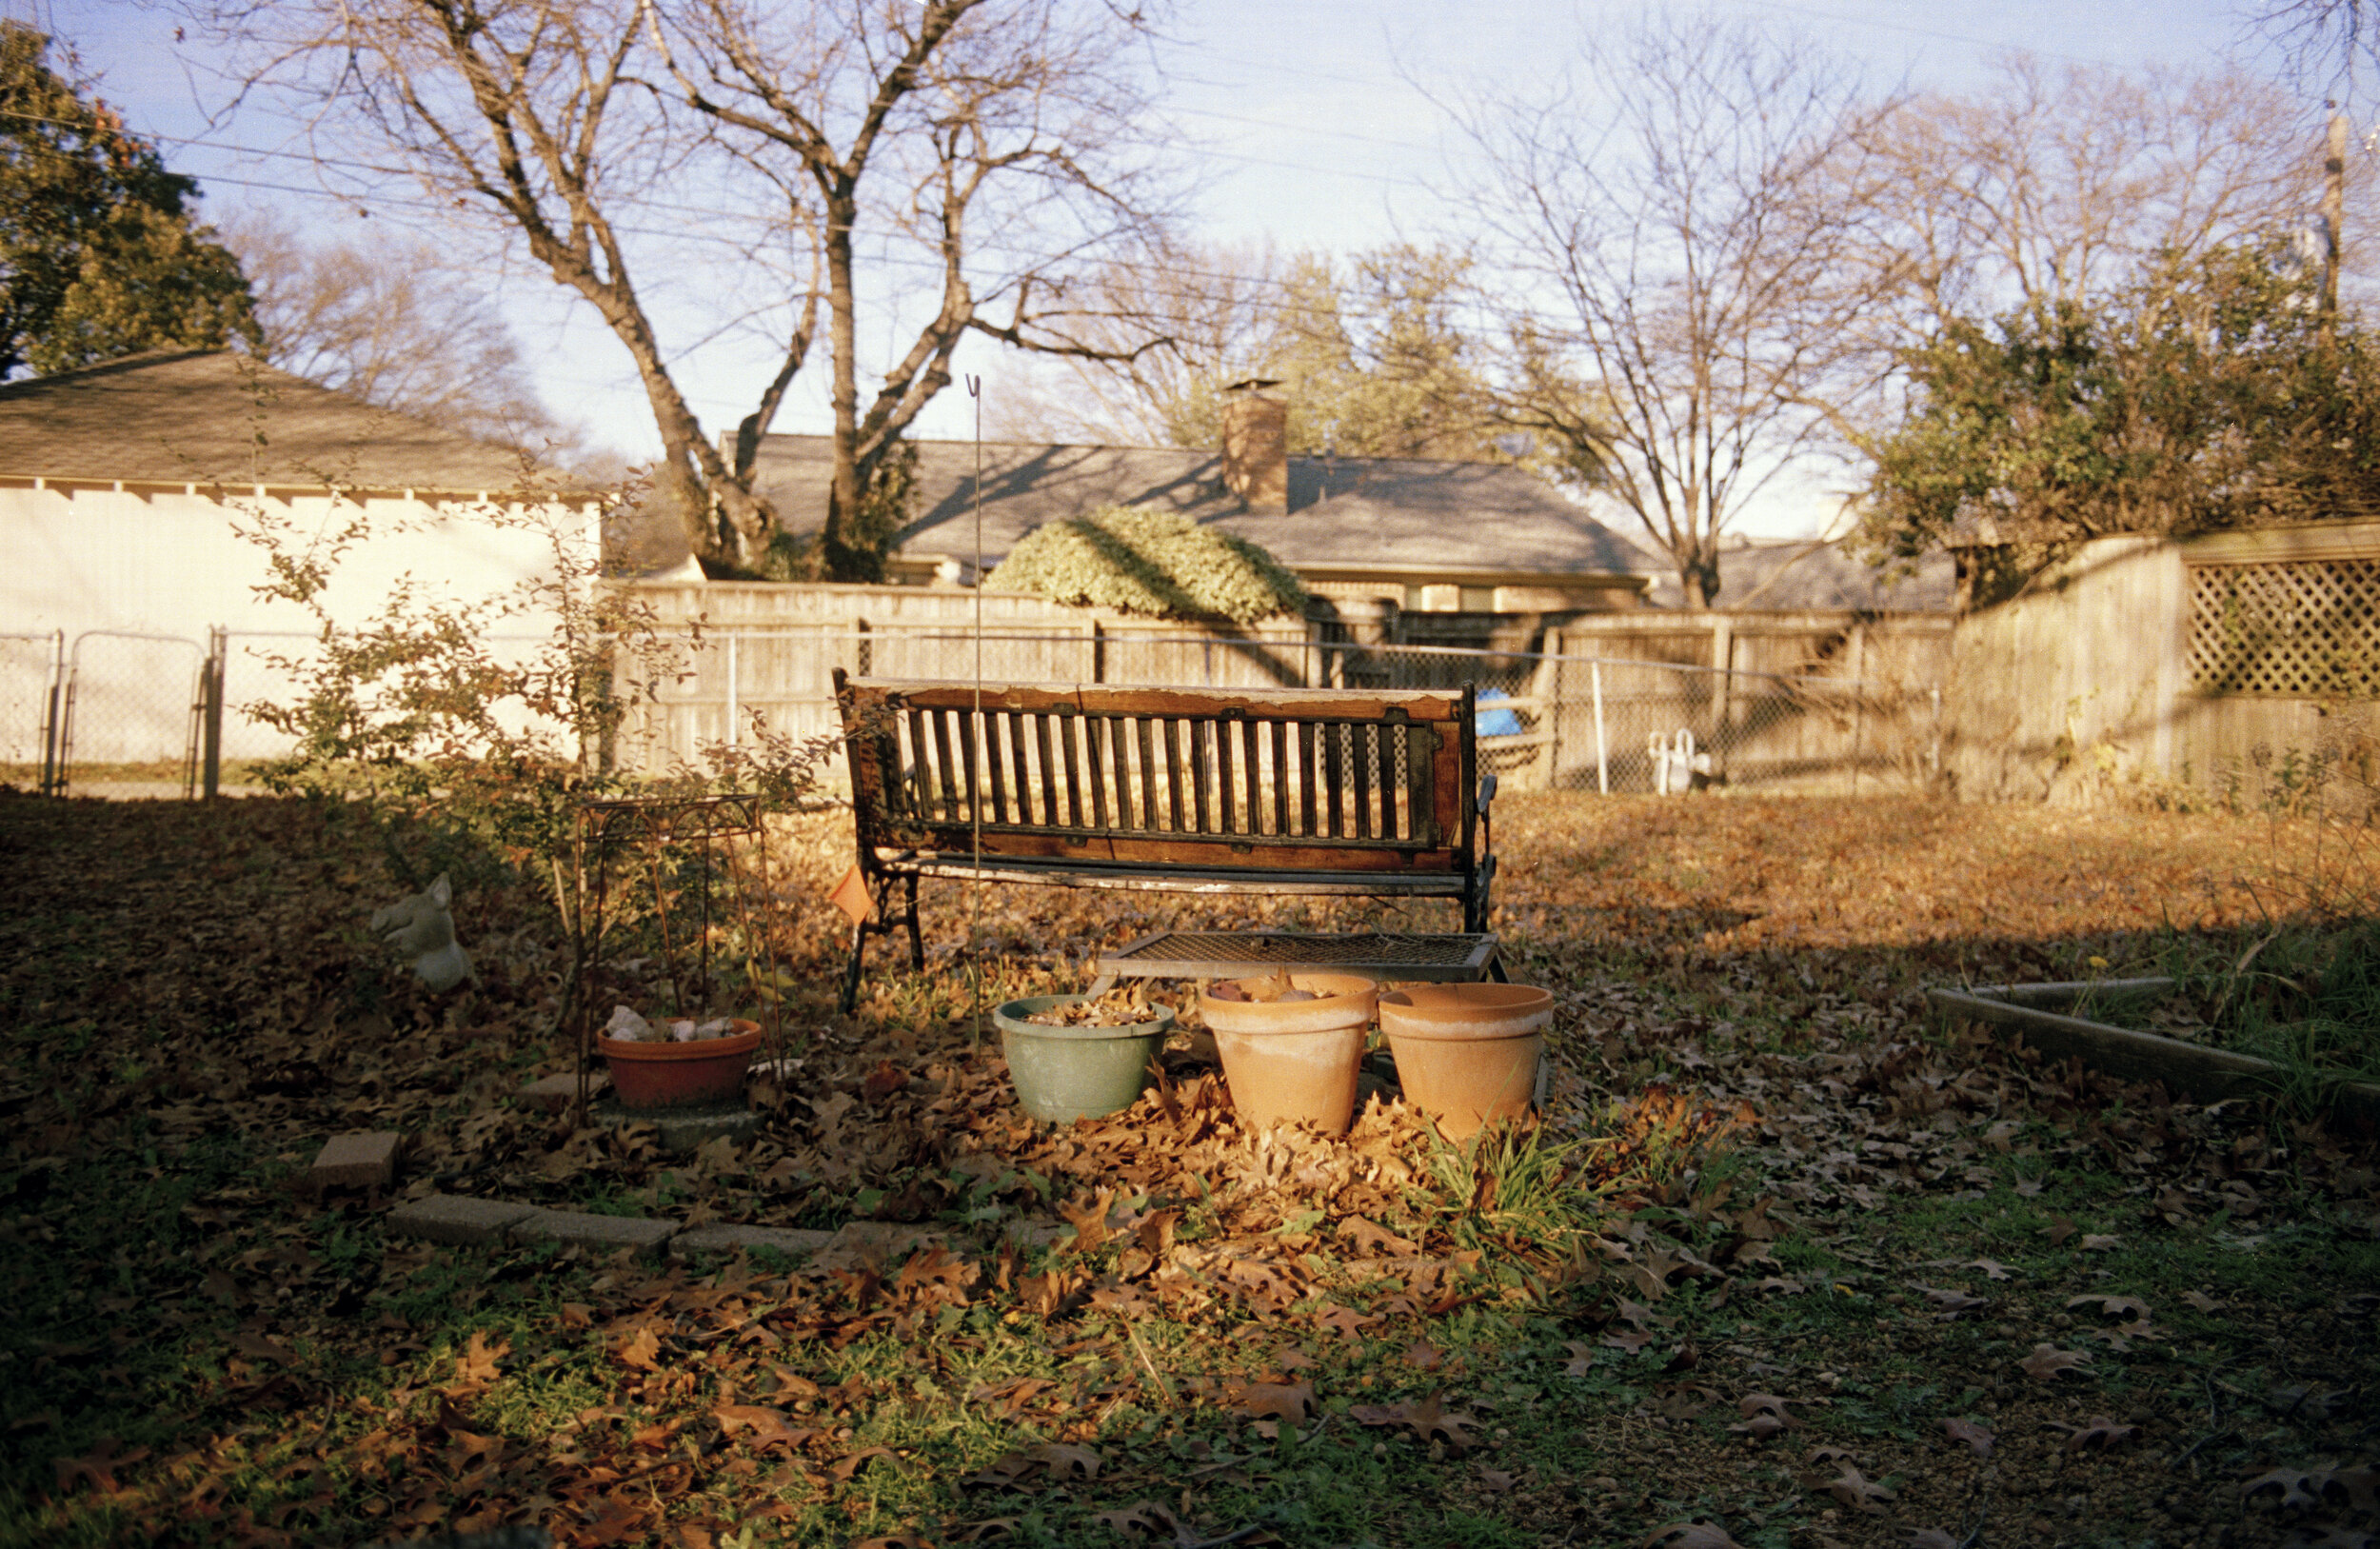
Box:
[2189, 560, 2380, 697]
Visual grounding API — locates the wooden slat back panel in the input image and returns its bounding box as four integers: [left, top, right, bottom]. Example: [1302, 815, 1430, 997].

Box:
[837, 677, 1473, 871]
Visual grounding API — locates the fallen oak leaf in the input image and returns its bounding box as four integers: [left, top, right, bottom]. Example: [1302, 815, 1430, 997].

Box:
[827, 1445, 899, 1482]
[2066, 1294, 2150, 1321]
[1908, 1531, 1959, 1549]
[50, 1438, 149, 1496]
[1825, 1465, 1896, 1513]
[614, 1325, 662, 1373]
[2078, 1233, 2121, 1252]
[1561, 1340, 1597, 1376]
[1736, 1393, 1800, 1427]
[1918, 1285, 1989, 1315]
[711, 1404, 811, 1451]
[2045, 1217, 2077, 1246]
[1965, 1258, 2018, 1281]
[455, 1328, 507, 1384]
[228, 1331, 301, 1366]
[1095, 1500, 1180, 1536]
[2053, 1415, 2140, 1452]
[1027, 1442, 1101, 1479]
[1340, 1215, 1420, 1256]
[1941, 1417, 1994, 1457]
[1232, 1382, 1317, 1423]
[1727, 1414, 1791, 1441]
[1313, 1304, 1380, 1340]
[2019, 1344, 2092, 1382]
[1403, 1340, 1444, 1372]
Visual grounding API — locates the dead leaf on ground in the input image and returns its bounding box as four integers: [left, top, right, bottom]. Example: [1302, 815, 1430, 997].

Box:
[1941, 1417, 1995, 1456]
[1908, 1531, 1960, 1549]
[1966, 1258, 2018, 1281]
[2018, 1344, 2092, 1382]
[1403, 1340, 1444, 1371]
[2053, 1415, 2140, 1451]
[1233, 1381, 1317, 1422]
[2067, 1293, 2150, 1320]
[1825, 1465, 1896, 1513]
[614, 1325, 662, 1372]
[1095, 1500, 1180, 1536]
[1561, 1340, 1597, 1376]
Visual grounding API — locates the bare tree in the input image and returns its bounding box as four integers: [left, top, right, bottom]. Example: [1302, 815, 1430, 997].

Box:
[223, 211, 587, 458]
[985, 239, 1287, 447]
[1836, 55, 2313, 342]
[1444, 12, 1896, 606]
[2246, 0, 2380, 104]
[195, 0, 1181, 577]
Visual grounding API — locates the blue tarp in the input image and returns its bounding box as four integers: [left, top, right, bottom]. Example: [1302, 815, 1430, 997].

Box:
[1475, 687, 1523, 738]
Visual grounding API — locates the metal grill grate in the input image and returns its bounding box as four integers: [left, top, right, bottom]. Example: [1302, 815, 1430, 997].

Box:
[2190, 560, 2380, 698]
[1097, 929, 1498, 983]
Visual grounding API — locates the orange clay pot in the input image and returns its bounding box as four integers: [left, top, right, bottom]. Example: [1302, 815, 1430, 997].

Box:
[1377, 983, 1554, 1139]
[597, 1020, 762, 1109]
[1199, 974, 1378, 1136]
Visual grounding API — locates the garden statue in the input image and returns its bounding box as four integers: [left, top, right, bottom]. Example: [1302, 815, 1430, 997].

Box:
[371, 873, 473, 992]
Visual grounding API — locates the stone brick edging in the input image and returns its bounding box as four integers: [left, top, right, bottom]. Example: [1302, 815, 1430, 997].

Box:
[387, 1193, 846, 1262]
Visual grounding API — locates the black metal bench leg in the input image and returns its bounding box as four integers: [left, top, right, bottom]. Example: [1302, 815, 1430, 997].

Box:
[839, 920, 868, 1013]
[902, 875, 923, 969]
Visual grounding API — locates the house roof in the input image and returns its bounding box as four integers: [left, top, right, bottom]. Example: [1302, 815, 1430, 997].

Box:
[0, 349, 572, 493]
[747, 435, 1651, 578]
[1628, 535, 1954, 612]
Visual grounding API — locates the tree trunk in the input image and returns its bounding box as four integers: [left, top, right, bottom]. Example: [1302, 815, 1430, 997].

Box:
[818, 190, 863, 582]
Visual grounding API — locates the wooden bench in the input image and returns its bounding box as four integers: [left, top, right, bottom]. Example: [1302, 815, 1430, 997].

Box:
[831, 671, 1499, 1009]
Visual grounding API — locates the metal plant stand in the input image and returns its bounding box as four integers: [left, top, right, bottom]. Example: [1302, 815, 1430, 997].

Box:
[1085, 928, 1501, 992]
[567, 792, 787, 1126]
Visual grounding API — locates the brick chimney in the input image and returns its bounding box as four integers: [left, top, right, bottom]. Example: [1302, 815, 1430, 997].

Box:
[1220, 378, 1288, 515]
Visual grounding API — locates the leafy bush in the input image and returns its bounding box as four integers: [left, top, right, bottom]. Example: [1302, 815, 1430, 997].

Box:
[983, 504, 1308, 624]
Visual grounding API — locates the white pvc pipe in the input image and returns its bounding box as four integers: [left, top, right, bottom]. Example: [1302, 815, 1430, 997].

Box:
[1591, 661, 1608, 795]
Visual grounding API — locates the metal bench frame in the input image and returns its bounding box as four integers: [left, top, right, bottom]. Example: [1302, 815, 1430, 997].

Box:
[832, 671, 1498, 1009]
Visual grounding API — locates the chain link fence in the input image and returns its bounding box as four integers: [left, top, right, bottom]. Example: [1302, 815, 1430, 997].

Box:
[9, 621, 1942, 798]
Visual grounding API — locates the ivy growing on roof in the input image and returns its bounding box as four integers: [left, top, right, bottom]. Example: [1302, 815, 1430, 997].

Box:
[983, 504, 1308, 625]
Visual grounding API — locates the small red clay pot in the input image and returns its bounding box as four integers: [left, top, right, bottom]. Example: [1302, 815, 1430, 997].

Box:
[1199, 973, 1378, 1136]
[1377, 983, 1554, 1139]
[597, 1020, 762, 1109]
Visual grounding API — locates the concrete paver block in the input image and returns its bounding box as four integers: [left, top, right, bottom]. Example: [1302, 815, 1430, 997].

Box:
[596, 1098, 762, 1155]
[507, 1208, 676, 1257]
[387, 1194, 536, 1246]
[309, 1131, 403, 1190]
[519, 1071, 607, 1113]
[808, 1220, 947, 1272]
[669, 1223, 838, 1262]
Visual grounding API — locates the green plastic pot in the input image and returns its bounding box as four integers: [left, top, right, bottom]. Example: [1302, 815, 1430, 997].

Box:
[994, 995, 1176, 1124]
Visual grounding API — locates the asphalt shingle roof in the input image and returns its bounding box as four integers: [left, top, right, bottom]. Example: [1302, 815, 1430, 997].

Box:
[0, 349, 559, 491]
[748, 434, 1650, 575]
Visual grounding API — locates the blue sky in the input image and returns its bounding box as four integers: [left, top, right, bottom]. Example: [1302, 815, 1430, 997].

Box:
[17, 0, 2320, 536]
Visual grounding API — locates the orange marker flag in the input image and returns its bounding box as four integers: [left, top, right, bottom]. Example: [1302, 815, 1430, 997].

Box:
[827, 864, 876, 926]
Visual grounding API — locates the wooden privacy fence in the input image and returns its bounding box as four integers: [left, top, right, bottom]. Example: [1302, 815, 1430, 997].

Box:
[610, 613, 1952, 796]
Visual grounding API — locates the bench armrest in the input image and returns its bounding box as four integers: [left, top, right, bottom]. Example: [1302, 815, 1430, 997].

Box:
[1477, 772, 1497, 817]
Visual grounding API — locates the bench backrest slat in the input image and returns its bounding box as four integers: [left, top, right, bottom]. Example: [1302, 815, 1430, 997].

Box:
[837, 677, 1477, 873]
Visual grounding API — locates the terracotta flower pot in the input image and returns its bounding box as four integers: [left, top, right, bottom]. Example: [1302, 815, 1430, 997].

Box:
[1199, 973, 1378, 1136]
[598, 1020, 762, 1109]
[1377, 983, 1554, 1139]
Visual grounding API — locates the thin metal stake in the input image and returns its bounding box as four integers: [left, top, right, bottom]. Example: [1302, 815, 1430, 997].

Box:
[967, 373, 984, 1049]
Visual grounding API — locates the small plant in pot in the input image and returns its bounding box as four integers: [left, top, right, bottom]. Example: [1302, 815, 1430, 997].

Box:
[1199, 971, 1378, 1136]
[597, 1004, 763, 1109]
[992, 989, 1177, 1124]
